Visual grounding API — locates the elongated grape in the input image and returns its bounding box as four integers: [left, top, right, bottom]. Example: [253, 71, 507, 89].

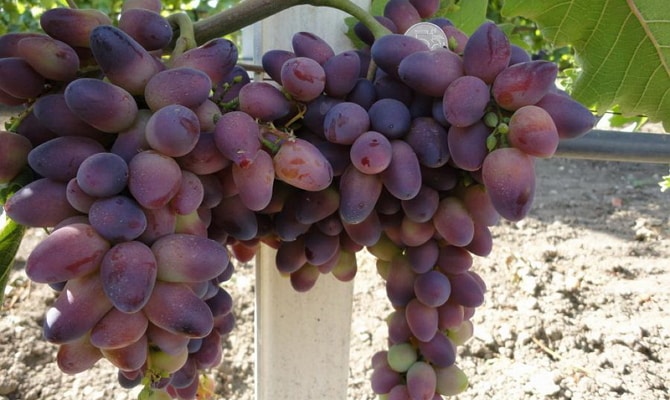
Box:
[292, 31, 334, 65]
[367, 98, 411, 140]
[144, 68, 212, 111]
[536, 92, 596, 139]
[387, 310, 412, 343]
[100, 240, 157, 313]
[89, 25, 163, 95]
[443, 75, 490, 128]
[232, 150, 275, 211]
[481, 147, 535, 221]
[406, 361, 437, 400]
[349, 130, 392, 174]
[0, 131, 31, 184]
[75, 152, 128, 197]
[371, 363, 402, 394]
[399, 217, 435, 247]
[414, 270, 451, 308]
[437, 301, 464, 330]
[380, 140, 422, 200]
[410, 0, 440, 18]
[383, 0, 421, 34]
[386, 255, 416, 308]
[405, 117, 449, 168]
[90, 308, 148, 349]
[101, 335, 148, 372]
[192, 330, 223, 369]
[373, 72, 412, 106]
[128, 150, 182, 209]
[146, 281, 211, 337]
[462, 21, 511, 83]
[273, 138, 333, 191]
[17, 35, 79, 81]
[508, 104, 559, 157]
[436, 245, 472, 275]
[370, 34, 429, 78]
[323, 101, 370, 144]
[64, 78, 138, 133]
[0, 32, 44, 57]
[33, 94, 109, 141]
[398, 48, 463, 97]
[459, 183, 500, 226]
[28, 136, 105, 182]
[3, 178, 80, 227]
[213, 110, 261, 167]
[447, 121, 491, 171]
[339, 164, 383, 224]
[145, 104, 201, 157]
[341, 210, 382, 247]
[238, 82, 292, 121]
[172, 38, 237, 87]
[346, 78, 377, 110]
[0, 57, 45, 99]
[40, 8, 112, 48]
[323, 50, 360, 98]
[405, 298, 438, 342]
[280, 56, 326, 102]
[177, 133, 229, 175]
[401, 185, 439, 223]
[418, 331, 456, 368]
[294, 186, 340, 225]
[405, 239, 439, 274]
[44, 273, 114, 344]
[109, 109, 151, 162]
[56, 334, 103, 374]
[448, 271, 486, 308]
[152, 233, 229, 282]
[26, 222, 109, 284]
[433, 197, 474, 247]
[492, 60, 558, 111]
[118, 8, 172, 51]
[89, 195, 148, 242]
[210, 194, 258, 241]
[435, 364, 469, 396]
[262, 49, 296, 84]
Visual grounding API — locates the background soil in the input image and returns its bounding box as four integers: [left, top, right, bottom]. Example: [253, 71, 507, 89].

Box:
[1, 107, 669, 400]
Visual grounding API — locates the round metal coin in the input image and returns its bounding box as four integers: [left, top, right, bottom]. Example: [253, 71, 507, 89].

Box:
[404, 22, 448, 50]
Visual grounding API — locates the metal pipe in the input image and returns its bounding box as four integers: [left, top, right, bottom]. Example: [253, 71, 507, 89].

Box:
[554, 130, 670, 164]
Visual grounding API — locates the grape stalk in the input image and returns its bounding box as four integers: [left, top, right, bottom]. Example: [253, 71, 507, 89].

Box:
[0, 0, 596, 399]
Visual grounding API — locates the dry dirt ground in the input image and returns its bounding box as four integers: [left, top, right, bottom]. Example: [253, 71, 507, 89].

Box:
[1, 108, 669, 400]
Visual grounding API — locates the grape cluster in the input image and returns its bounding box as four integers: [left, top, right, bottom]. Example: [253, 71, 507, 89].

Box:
[0, 0, 596, 399]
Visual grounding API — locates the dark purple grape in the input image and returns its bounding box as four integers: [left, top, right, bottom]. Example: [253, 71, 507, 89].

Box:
[405, 298, 438, 342]
[409, 0, 440, 18]
[232, 150, 275, 211]
[433, 197, 475, 247]
[536, 92, 596, 139]
[443, 75, 490, 128]
[33, 94, 108, 141]
[118, 8, 172, 51]
[273, 138, 333, 191]
[213, 110, 261, 167]
[280, 56, 326, 102]
[40, 8, 112, 48]
[64, 78, 138, 133]
[0, 57, 45, 99]
[368, 98, 411, 139]
[339, 164, 383, 224]
[89, 25, 163, 95]
[145, 104, 201, 157]
[0, 130, 32, 184]
[172, 38, 238, 86]
[323, 101, 370, 144]
[380, 140, 422, 200]
[76, 153, 128, 198]
[152, 233, 229, 282]
[370, 34, 429, 78]
[238, 82, 292, 121]
[128, 150, 182, 209]
[323, 50, 361, 98]
[292, 31, 334, 65]
[447, 121, 491, 171]
[346, 78, 377, 109]
[144, 67, 212, 111]
[405, 117, 449, 167]
[481, 147, 536, 221]
[143, 281, 213, 338]
[462, 21, 511, 83]
[384, 0, 422, 33]
[89, 195, 147, 242]
[398, 48, 463, 97]
[262, 49, 296, 84]
[90, 308, 148, 349]
[3, 178, 80, 227]
[349, 130, 392, 174]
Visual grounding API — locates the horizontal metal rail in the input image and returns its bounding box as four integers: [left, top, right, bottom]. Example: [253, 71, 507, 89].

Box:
[555, 129, 670, 164]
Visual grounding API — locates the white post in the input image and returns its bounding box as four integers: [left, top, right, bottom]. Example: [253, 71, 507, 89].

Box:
[253, 3, 369, 399]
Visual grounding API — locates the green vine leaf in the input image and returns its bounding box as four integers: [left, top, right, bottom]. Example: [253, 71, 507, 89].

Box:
[502, 0, 670, 131]
[439, 0, 489, 36]
[0, 212, 26, 305]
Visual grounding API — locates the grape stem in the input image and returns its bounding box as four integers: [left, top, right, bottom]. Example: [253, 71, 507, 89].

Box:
[168, 12, 198, 59]
[189, 0, 390, 46]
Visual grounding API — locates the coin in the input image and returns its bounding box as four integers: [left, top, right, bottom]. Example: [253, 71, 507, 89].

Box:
[404, 22, 448, 50]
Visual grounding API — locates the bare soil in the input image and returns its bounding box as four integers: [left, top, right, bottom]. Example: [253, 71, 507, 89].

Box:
[1, 108, 669, 400]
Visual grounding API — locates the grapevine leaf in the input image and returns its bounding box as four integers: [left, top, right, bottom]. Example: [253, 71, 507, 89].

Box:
[502, 0, 670, 131]
[440, 0, 489, 36]
[0, 212, 26, 305]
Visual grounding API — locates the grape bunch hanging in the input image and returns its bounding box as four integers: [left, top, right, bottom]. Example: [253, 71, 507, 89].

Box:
[0, 0, 596, 399]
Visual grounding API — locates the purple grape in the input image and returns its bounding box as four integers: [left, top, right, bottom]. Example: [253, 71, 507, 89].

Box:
[90, 308, 149, 349]
[238, 81, 292, 121]
[384, 0, 422, 33]
[370, 34, 429, 78]
[128, 150, 182, 209]
[280, 56, 326, 102]
[462, 21, 511, 83]
[433, 197, 475, 248]
[0, 57, 45, 99]
[380, 140, 422, 200]
[76, 152, 128, 197]
[273, 138, 333, 191]
[17, 35, 79, 82]
[447, 121, 491, 171]
[405, 117, 449, 168]
[3, 178, 80, 227]
[323, 101, 370, 144]
[118, 8, 172, 51]
[291, 31, 334, 65]
[262, 49, 296, 84]
[64, 78, 139, 133]
[349, 130, 392, 174]
[536, 92, 596, 139]
[323, 50, 361, 98]
[338, 164, 383, 224]
[40, 8, 112, 48]
[508, 104, 560, 158]
[368, 98, 411, 139]
[144, 67, 212, 111]
[152, 233, 229, 282]
[414, 270, 451, 307]
[28, 136, 105, 182]
[492, 60, 558, 111]
[405, 298, 438, 342]
[398, 48, 463, 97]
[481, 147, 536, 221]
[443, 75, 490, 128]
